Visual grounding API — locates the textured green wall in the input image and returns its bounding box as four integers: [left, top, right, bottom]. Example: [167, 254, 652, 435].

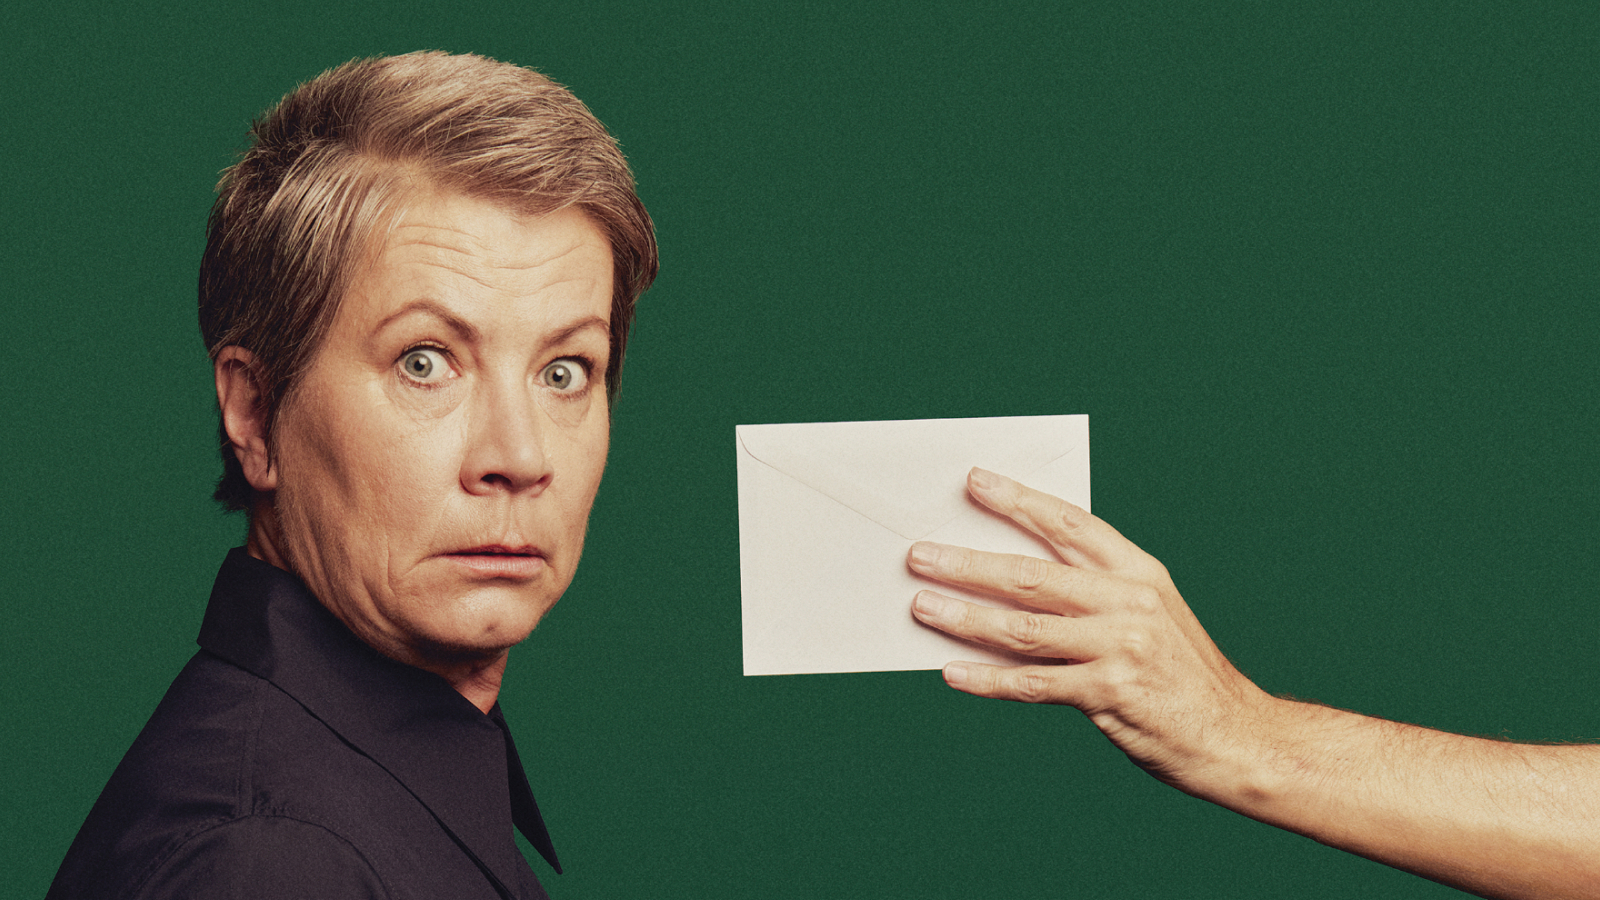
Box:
[6, 2, 1598, 897]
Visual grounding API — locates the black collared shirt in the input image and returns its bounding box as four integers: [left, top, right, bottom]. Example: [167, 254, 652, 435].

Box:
[48, 548, 560, 899]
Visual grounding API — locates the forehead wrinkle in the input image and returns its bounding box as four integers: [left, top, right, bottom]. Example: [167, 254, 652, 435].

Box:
[391, 221, 598, 268]
[385, 235, 604, 297]
[415, 258, 512, 295]
[479, 238, 593, 271]
[387, 221, 482, 253]
[421, 264, 605, 301]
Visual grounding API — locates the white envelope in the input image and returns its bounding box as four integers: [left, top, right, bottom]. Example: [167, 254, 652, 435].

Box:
[736, 414, 1090, 675]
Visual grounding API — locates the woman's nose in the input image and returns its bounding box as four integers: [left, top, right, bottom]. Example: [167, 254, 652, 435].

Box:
[460, 379, 552, 495]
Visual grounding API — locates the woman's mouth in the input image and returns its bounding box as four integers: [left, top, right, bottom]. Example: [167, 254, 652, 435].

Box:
[444, 545, 546, 579]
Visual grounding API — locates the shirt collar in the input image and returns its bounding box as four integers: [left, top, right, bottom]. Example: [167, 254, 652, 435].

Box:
[197, 547, 561, 886]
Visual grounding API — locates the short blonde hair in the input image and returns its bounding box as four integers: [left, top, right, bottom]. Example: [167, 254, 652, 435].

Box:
[199, 51, 657, 511]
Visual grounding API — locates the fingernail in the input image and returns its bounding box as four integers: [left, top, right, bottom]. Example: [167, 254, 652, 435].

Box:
[944, 662, 970, 688]
[913, 591, 948, 618]
[969, 468, 998, 492]
[909, 542, 942, 567]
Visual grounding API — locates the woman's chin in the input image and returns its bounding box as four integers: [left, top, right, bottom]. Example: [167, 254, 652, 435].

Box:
[403, 604, 550, 667]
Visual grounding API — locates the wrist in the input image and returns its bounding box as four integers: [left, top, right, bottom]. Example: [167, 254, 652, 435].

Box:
[1176, 688, 1312, 819]
[1193, 693, 1392, 841]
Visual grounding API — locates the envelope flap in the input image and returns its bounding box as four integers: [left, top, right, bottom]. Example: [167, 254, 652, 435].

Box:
[736, 416, 1085, 540]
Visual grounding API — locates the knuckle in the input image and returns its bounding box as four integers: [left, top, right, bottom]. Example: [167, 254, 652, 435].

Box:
[1004, 612, 1053, 654]
[1115, 624, 1153, 658]
[956, 663, 985, 690]
[1011, 670, 1056, 704]
[1098, 659, 1140, 706]
[1053, 500, 1091, 537]
[1006, 555, 1053, 594]
[944, 548, 975, 578]
[968, 664, 1000, 694]
[950, 601, 983, 633]
[1127, 585, 1164, 616]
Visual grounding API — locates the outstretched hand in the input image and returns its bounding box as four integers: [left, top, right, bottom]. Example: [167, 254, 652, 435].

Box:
[909, 467, 1274, 794]
[912, 468, 1600, 900]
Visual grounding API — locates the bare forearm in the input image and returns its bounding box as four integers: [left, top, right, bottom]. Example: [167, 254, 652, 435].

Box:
[1211, 697, 1600, 900]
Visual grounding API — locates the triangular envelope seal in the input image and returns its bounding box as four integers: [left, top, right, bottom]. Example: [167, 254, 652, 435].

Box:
[737, 416, 1083, 540]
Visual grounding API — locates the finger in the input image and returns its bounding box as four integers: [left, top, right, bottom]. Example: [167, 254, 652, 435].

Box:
[966, 467, 1158, 576]
[908, 541, 1135, 616]
[939, 660, 1088, 706]
[911, 590, 1112, 661]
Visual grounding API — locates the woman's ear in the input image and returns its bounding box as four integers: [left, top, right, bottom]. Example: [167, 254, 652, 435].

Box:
[214, 346, 278, 492]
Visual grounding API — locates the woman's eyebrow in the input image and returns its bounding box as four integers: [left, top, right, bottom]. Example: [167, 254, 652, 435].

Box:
[375, 301, 608, 349]
[542, 315, 611, 349]
[374, 299, 480, 342]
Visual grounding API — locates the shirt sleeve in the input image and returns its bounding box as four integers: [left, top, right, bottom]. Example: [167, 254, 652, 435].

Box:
[133, 815, 391, 900]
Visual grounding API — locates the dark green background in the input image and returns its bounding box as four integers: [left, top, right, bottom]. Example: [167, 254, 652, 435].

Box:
[5, 2, 1597, 897]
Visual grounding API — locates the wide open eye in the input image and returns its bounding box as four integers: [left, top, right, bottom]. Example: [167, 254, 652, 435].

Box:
[540, 358, 590, 393]
[399, 348, 451, 384]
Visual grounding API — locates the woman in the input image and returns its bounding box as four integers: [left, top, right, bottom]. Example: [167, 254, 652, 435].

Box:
[48, 51, 655, 900]
[50, 48, 1598, 900]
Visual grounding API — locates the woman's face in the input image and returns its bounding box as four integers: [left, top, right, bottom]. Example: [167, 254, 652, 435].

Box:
[261, 191, 613, 670]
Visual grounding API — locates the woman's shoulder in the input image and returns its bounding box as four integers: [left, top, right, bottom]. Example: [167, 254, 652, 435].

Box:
[49, 651, 530, 900]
